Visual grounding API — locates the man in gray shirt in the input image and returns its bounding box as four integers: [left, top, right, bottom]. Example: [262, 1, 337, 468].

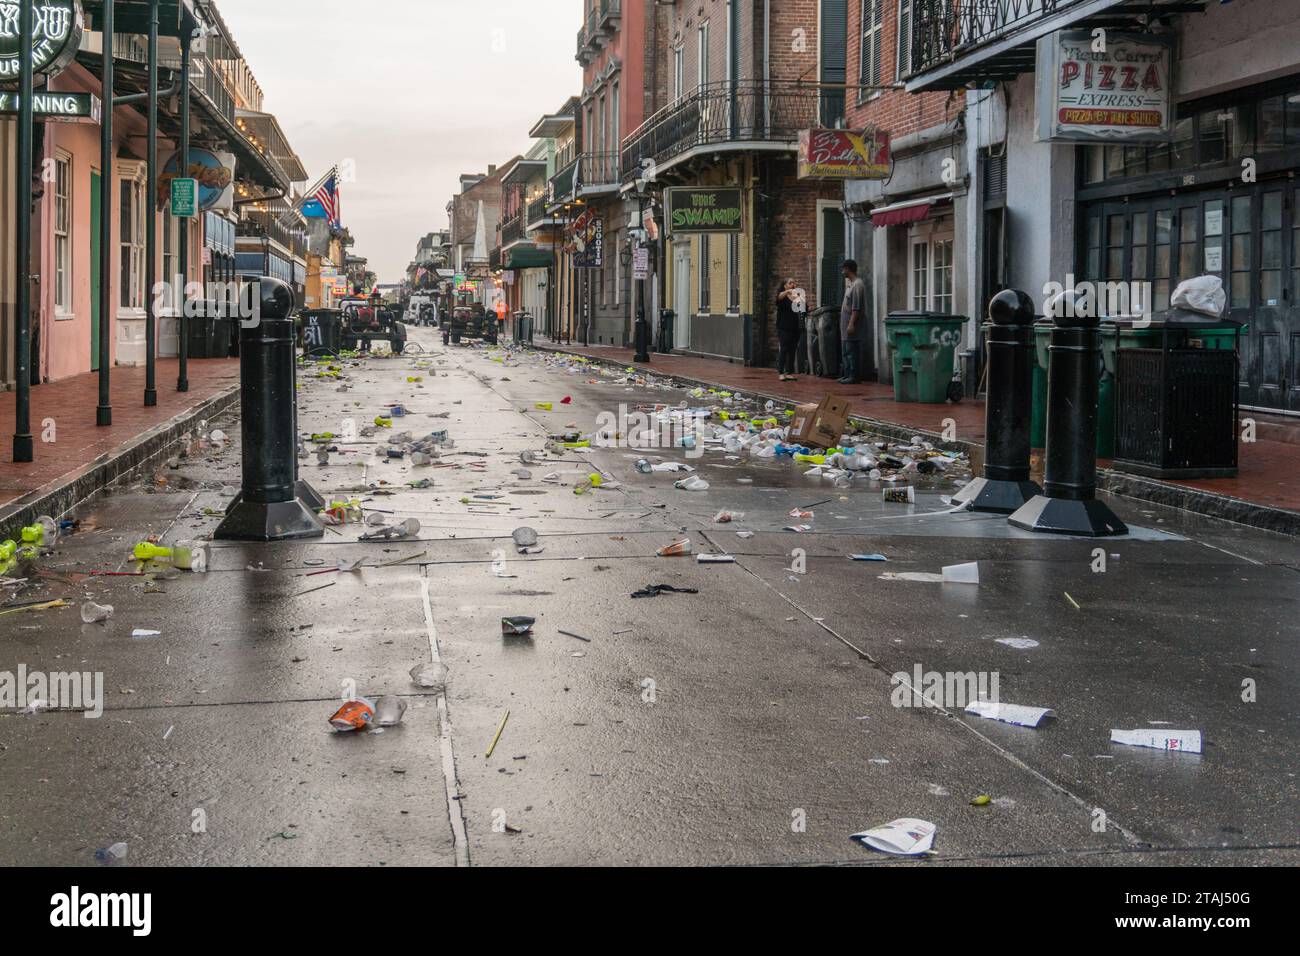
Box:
[839, 259, 867, 384]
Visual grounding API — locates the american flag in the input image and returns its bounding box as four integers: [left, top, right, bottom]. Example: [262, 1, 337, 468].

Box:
[310, 170, 340, 225]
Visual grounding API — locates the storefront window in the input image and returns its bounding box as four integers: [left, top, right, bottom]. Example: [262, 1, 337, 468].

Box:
[1130, 212, 1148, 280]
[727, 234, 740, 313]
[1154, 210, 1172, 311]
[119, 178, 146, 310]
[54, 154, 71, 312]
[910, 241, 928, 310]
[1260, 190, 1283, 307]
[1170, 116, 1195, 168]
[1106, 215, 1125, 281]
[1230, 195, 1252, 309]
[933, 238, 953, 313]
[1178, 208, 1199, 281]
[1259, 96, 1286, 151]
[1288, 92, 1300, 147]
[1203, 200, 1225, 282]
[698, 236, 711, 313]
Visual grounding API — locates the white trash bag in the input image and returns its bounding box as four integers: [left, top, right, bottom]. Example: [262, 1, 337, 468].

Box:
[1170, 275, 1226, 318]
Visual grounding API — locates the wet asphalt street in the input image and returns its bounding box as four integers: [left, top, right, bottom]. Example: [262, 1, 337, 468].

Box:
[1, 326, 1297, 867]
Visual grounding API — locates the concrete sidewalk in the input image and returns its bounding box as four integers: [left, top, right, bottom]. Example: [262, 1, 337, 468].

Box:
[0, 359, 240, 535]
[531, 339, 1300, 536]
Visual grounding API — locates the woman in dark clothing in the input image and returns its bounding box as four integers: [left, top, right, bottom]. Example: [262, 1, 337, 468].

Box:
[775, 278, 806, 381]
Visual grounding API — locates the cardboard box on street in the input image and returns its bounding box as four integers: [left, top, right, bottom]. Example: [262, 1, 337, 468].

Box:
[788, 396, 851, 450]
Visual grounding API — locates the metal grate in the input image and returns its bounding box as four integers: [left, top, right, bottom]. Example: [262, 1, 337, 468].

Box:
[1115, 348, 1238, 473]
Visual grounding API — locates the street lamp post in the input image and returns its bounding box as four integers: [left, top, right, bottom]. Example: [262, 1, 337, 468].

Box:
[12, 0, 35, 460]
[632, 178, 651, 364]
[96, 0, 115, 426]
[144, 0, 159, 407]
[176, 23, 193, 394]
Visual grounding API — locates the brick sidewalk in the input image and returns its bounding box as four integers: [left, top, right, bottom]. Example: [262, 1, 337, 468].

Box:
[0, 358, 239, 518]
[539, 340, 1300, 522]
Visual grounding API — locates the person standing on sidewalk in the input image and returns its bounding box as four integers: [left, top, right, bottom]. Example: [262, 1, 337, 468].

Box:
[839, 260, 867, 384]
[775, 278, 806, 381]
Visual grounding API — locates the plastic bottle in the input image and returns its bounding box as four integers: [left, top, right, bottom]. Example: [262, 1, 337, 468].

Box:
[81, 602, 115, 624]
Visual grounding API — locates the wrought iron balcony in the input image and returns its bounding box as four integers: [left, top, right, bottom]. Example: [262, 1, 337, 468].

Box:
[501, 216, 524, 247]
[907, 0, 1195, 91]
[621, 81, 820, 180]
[527, 196, 549, 225]
[577, 151, 621, 194]
[548, 157, 578, 208]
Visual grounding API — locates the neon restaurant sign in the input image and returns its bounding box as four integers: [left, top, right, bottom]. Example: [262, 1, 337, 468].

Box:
[0, 1, 84, 79]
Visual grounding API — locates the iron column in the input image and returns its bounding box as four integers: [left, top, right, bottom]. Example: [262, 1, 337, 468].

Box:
[12, 0, 35, 460]
[144, 0, 159, 406]
[96, 0, 115, 426]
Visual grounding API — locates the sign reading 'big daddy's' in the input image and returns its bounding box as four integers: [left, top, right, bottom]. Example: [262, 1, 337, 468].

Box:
[1036, 30, 1174, 143]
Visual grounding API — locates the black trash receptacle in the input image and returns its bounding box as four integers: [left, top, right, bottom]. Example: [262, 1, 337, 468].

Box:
[1112, 309, 1243, 479]
[657, 309, 676, 353]
[185, 302, 221, 359]
[301, 309, 342, 357]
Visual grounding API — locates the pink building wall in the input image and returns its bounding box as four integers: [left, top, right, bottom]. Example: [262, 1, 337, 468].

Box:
[36, 62, 201, 383]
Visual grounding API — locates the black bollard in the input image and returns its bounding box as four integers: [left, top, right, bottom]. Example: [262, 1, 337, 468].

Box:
[952, 290, 1042, 513]
[215, 278, 326, 542]
[1008, 293, 1127, 536]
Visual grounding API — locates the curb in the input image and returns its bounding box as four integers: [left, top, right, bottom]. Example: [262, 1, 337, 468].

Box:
[0, 385, 241, 538]
[529, 342, 1300, 538]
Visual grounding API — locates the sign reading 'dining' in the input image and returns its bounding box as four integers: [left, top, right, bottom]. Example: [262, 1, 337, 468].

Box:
[1036, 30, 1173, 144]
[0, 0, 83, 78]
[0, 89, 99, 123]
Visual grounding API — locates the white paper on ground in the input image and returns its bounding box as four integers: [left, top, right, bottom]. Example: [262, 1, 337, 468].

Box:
[942, 562, 980, 584]
[1110, 729, 1202, 754]
[879, 572, 945, 583]
[996, 637, 1039, 649]
[697, 554, 736, 563]
[965, 700, 1055, 728]
[851, 818, 937, 856]
[131, 629, 161, 639]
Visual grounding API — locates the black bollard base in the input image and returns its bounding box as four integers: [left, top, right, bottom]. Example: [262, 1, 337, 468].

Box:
[214, 498, 325, 542]
[295, 479, 327, 511]
[1008, 495, 1128, 537]
[951, 476, 1042, 514]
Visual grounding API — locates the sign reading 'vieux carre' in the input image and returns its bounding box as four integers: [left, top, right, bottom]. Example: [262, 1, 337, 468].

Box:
[666, 187, 743, 234]
[0, 1, 84, 79]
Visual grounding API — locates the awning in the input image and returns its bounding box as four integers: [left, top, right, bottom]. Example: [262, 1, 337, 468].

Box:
[871, 193, 953, 229]
[506, 246, 555, 270]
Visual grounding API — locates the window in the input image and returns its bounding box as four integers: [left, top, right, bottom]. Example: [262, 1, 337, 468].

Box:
[698, 236, 711, 312]
[933, 238, 953, 313]
[909, 234, 954, 312]
[163, 212, 180, 311]
[727, 233, 741, 313]
[895, 0, 911, 79]
[698, 21, 710, 89]
[673, 47, 684, 101]
[54, 153, 72, 313]
[119, 174, 146, 311]
[860, 0, 883, 89]
[598, 95, 607, 154]
[611, 81, 620, 149]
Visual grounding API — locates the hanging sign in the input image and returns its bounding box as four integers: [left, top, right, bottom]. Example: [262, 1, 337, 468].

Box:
[571, 215, 604, 268]
[798, 127, 892, 180]
[159, 149, 236, 212]
[0, 89, 99, 123]
[1036, 30, 1174, 143]
[665, 187, 744, 234]
[0, 0, 83, 79]
[170, 178, 198, 218]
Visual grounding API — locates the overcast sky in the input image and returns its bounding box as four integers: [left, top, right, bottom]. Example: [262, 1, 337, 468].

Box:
[218, 0, 581, 282]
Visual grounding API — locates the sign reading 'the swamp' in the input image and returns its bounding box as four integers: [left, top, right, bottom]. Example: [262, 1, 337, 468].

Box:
[1036, 29, 1173, 143]
[666, 187, 743, 234]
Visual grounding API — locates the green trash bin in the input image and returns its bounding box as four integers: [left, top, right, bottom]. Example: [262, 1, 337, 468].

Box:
[884, 312, 967, 403]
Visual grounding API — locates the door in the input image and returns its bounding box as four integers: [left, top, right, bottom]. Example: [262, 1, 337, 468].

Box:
[1250, 186, 1292, 410]
[673, 242, 692, 351]
[90, 171, 101, 372]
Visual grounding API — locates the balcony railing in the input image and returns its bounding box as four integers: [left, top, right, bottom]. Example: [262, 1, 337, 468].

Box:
[911, 0, 1094, 79]
[502, 216, 524, 246]
[621, 81, 820, 180]
[548, 157, 578, 207]
[527, 196, 549, 224]
[577, 151, 621, 192]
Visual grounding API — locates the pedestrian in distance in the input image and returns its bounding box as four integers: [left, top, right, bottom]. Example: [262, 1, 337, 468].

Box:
[839, 259, 867, 385]
[775, 278, 806, 382]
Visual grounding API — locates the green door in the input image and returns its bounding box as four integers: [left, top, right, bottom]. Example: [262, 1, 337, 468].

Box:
[90, 171, 101, 372]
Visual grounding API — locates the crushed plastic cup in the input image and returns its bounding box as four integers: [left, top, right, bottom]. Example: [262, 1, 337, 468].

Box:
[713, 510, 745, 523]
[883, 486, 916, 504]
[81, 602, 114, 624]
[657, 538, 692, 557]
[502, 616, 536, 636]
[942, 562, 980, 585]
[674, 476, 710, 492]
[635, 459, 653, 474]
[365, 512, 387, 527]
[409, 661, 447, 689]
[375, 696, 408, 727]
[329, 698, 376, 732]
[94, 842, 128, 864]
[34, 515, 58, 546]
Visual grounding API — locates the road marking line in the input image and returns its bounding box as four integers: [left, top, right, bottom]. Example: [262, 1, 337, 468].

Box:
[422, 573, 469, 867]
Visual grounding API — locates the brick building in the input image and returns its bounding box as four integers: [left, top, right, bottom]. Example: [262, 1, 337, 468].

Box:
[843, 0, 968, 382]
[616, 0, 850, 365]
